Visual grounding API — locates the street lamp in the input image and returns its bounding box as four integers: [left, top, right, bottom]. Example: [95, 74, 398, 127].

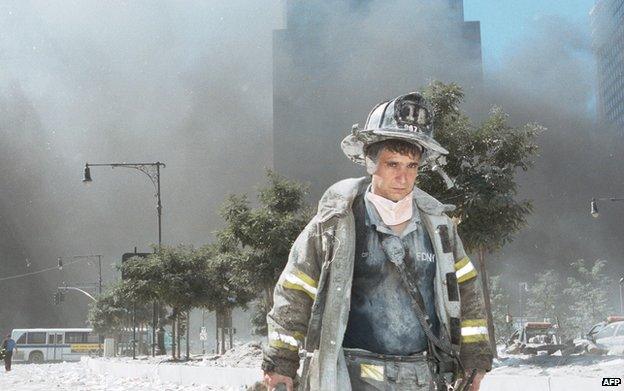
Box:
[589, 196, 624, 219]
[590, 198, 599, 218]
[83, 165, 92, 183]
[82, 161, 165, 357]
[83, 162, 164, 246]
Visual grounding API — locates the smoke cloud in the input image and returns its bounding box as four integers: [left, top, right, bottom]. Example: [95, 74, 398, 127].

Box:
[0, 0, 281, 329]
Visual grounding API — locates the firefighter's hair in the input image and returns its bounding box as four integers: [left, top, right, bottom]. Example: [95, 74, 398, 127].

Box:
[364, 139, 422, 163]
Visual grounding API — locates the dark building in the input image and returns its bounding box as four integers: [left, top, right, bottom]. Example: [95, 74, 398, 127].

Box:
[591, 0, 624, 131]
[273, 0, 483, 197]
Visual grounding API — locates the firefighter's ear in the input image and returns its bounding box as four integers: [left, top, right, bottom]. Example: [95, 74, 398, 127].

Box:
[365, 156, 377, 175]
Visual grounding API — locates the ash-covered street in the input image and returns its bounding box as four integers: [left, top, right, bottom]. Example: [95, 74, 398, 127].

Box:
[0, 361, 222, 391]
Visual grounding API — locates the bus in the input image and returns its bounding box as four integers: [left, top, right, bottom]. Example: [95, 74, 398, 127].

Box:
[10, 328, 101, 363]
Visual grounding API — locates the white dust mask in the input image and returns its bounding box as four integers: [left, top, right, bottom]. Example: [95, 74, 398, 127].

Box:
[366, 190, 413, 226]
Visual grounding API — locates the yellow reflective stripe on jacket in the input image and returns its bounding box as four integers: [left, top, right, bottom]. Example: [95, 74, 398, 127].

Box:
[268, 327, 305, 352]
[454, 256, 477, 283]
[360, 364, 384, 381]
[461, 319, 488, 343]
[281, 269, 318, 300]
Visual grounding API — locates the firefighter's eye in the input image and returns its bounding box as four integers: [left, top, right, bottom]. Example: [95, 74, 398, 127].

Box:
[387, 162, 398, 168]
[408, 163, 419, 169]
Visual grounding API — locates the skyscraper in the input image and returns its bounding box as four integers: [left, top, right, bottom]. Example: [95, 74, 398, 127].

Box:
[591, 0, 624, 130]
[273, 0, 482, 197]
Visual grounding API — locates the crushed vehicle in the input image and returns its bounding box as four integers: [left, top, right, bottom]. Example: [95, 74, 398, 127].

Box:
[570, 315, 624, 355]
[591, 317, 624, 355]
[505, 322, 566, 355]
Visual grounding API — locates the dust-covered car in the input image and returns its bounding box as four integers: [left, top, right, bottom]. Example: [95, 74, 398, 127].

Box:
[570, 316, 624, 355]
[594, 320, 624, 355]
[505, 322, 566, 355]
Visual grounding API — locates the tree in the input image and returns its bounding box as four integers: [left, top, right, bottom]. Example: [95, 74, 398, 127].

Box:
[524, 270, 572, 335]
[564, 259, 613, 336]
[143, 245, 255, 358]
[216, 170, 311, 334]
[488, 275, 514, 343]
[119, 246, 205, 359]
[88, 287, 129, 338]
[420, 81, 543, 354]
[88, 282, 153, 354]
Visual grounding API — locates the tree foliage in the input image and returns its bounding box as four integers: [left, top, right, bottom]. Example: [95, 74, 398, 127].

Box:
[563, 259, 613, 335]
[525, 269, 571, 331]
[420, 81, 543, 252]
[88, 244, 256, 355]
[491, 259, 615, 340]
[87, 283, 152, 337]
[488, 275, 514, 343]
[216, 170, 311, 334]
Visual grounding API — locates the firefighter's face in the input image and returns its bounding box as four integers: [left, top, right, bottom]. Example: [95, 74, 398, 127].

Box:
[371, 148, 420, 202]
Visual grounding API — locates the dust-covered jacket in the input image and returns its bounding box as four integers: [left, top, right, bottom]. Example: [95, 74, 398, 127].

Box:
[263, 177, 493, 390]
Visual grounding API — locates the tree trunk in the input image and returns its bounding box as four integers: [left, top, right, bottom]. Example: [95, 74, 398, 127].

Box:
[171, 309, 177, 360]
[176, 312, 181, 359]
[477, 248, 498, 358]
[221, 326, 225, 354]
[215, 311, 219, 355]
[156, 307, 166, 355]
[185, 311, 190, 360]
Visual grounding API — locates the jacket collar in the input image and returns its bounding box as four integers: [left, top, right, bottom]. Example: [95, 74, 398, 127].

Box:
[317, 176, 453, 223]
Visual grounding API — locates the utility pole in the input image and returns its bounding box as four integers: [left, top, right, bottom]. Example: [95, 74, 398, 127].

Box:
[72, 255, 102, 295]
[518, 282, 528, 327]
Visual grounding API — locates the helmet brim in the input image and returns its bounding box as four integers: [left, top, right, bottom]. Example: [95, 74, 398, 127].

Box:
[341, 128, 449, 166]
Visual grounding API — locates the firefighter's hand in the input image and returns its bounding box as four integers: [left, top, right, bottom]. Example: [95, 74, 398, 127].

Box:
[466, 369, 485, 391]
[263, 371, 294, 391]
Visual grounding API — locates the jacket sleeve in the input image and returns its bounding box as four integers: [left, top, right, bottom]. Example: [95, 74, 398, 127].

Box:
[451, 220, 494, 371]
[262, 217, 323, 379]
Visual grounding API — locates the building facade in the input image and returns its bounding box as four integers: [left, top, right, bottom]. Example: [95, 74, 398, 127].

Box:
[272, 0, 483, 197]
[591, 0, 624, 130]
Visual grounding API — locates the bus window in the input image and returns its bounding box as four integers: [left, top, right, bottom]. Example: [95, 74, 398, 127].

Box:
[86, 333, 99, 343]
[48, 333, 63, 344]
[16, 333, 26, 344]
[65, 332, 87, 343]
[27, 332, 46, 344]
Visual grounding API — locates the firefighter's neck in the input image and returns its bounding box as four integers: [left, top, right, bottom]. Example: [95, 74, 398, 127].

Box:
[367, 188, 413, 235]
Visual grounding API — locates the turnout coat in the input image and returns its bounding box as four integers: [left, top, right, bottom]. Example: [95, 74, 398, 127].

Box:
[264, 177, 493, 390]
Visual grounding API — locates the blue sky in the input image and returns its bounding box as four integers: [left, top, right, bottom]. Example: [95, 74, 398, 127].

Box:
[464, 0, 597, 71]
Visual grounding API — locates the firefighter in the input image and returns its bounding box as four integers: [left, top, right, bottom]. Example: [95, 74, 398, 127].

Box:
[262, 92, 493, 390]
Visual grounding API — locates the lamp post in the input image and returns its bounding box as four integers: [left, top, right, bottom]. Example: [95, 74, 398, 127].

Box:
[589, 197, 624, 219]
[83, 161, 165, 356]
